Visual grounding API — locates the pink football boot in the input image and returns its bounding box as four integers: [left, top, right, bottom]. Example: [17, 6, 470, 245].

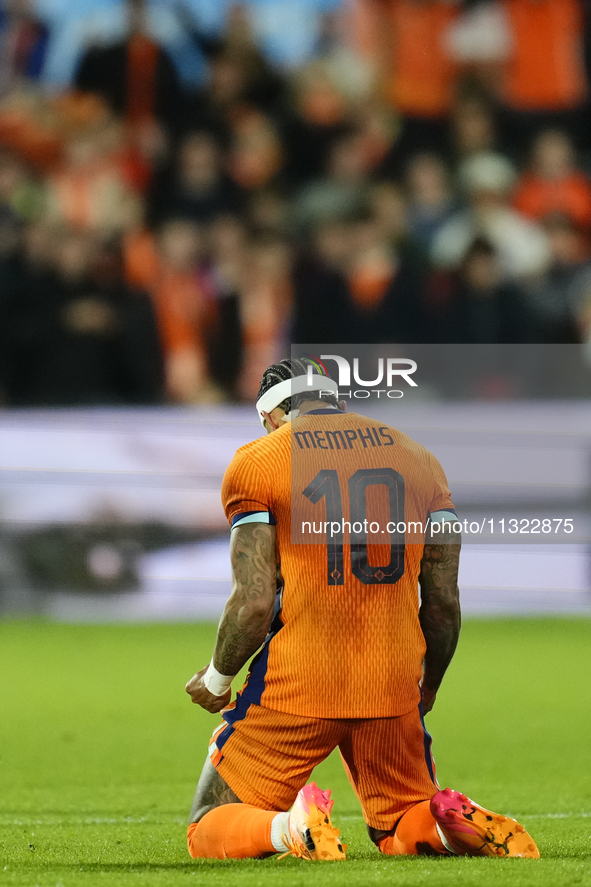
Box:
[431, 787, 540, 858]
[279, 782, 346, 861]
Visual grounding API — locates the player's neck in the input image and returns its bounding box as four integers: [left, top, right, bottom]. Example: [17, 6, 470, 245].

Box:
[297, 400, 341, 416]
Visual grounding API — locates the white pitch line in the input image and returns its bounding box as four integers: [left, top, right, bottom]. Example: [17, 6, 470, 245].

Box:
[525, 812, 591, 820]
[3, 817, 187, 826]
[335, 812, 591, 823]
[4, 812, 591, 827]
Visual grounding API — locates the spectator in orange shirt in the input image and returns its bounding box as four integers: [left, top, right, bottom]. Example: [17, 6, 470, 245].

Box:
[356, 0, 461, 159]
[124, 219, 218, 403]
[501, 0, 589, 150]
[514, 129, 591, 231]
[75, 0, 183, 136]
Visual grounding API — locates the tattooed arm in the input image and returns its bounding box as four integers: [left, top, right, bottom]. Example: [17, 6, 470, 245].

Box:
[185, 523, 276, 712]
[418, 529, 462, 714]
[213, 522, 277, 675]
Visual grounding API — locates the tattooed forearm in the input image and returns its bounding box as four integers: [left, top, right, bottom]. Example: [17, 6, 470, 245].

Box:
[419, 534, 461, 693]
[212, 523, 276, 677]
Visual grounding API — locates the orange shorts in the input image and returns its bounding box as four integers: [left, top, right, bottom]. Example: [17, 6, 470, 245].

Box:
[208, 700, 438, 830]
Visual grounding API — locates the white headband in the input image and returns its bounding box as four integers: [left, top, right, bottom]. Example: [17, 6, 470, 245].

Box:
[256, 374, 339, 426]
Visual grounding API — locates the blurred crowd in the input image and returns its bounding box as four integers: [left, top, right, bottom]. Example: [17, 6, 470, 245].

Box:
[1, 0, 591, 406]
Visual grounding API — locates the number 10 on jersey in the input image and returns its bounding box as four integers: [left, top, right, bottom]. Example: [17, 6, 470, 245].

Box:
[302, 468, 406, 586]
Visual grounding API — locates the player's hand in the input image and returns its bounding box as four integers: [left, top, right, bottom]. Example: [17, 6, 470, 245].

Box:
[185, 666, 232, 713]
[420, 685, 437, 715]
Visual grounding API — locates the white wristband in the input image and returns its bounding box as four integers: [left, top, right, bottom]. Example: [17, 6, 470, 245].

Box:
[203, 661, 235, 697]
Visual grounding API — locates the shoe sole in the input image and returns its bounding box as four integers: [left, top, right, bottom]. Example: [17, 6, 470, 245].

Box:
[431, 788, 540, 858]
[305, 805, 346, 861]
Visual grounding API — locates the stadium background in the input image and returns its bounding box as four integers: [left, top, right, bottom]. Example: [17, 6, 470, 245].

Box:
[0, 2, 590, 885]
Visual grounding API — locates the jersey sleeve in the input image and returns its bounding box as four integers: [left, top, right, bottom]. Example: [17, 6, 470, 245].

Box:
[221, 448, 275, 529]
[427, 452, 456, 516]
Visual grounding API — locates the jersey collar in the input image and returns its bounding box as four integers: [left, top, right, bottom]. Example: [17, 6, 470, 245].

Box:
[298, 408, 344, 416]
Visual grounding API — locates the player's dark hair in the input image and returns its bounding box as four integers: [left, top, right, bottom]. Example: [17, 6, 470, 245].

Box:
[257, 357, 339, 414]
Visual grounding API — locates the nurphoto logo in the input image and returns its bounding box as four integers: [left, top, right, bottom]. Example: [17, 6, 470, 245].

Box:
[305, 354, 418, 400]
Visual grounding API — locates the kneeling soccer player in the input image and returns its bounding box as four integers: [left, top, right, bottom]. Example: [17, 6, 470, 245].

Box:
[185, 358, 539, 861]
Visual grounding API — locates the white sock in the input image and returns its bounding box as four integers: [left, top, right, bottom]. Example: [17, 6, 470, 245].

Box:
[270, 811, 291, 853]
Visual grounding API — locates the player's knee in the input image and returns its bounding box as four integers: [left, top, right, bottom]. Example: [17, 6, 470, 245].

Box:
[189, 803, 216, 825]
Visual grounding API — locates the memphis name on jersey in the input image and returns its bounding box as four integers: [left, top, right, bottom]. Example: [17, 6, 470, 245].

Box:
[294, 426, 394, 451]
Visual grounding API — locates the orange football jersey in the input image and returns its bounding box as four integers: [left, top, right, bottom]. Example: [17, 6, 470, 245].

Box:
[221, 408, 455, 719]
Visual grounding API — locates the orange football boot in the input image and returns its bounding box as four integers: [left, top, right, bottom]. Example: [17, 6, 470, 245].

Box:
[431, 787, 540, 858]
[279, 782, 346, 861]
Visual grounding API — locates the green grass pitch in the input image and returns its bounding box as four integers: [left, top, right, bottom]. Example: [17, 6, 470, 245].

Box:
[1, 618, 590, 887]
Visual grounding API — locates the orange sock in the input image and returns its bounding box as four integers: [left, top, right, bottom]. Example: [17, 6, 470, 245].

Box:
[378, 800, 447, 856]
[187, 804, 283, 859]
